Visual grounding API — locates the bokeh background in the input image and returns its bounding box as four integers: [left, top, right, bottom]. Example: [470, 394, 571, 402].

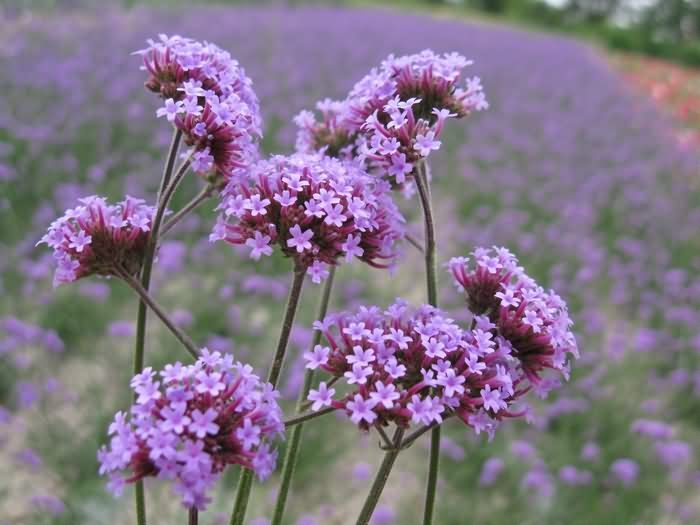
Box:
[1, 1, 700, 524]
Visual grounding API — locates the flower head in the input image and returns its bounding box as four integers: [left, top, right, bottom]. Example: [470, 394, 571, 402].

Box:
[212, 153, 405, 276]
[448, 247, 579, 384]
[97, 350, 283, 510]
[135, 34, 260, 127]
[342, 50, 487, 184]
[135, 35, 261, 182]
[174, 92, 260, 182]
[304, 300, 526, 436]
[294, 99, 357, 160]
[38, 196, 156, 287]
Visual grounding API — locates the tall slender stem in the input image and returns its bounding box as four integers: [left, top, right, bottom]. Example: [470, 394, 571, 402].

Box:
[118, 268, 199, 359]
[414, 162, 438, 307]
[405, 232, 425, 253]
[159, 130, 183, 201]
[414, 161, 440, 525]
[283, 406, 337, 428]
[151, 156, 192, 243]
[130, 128, 181, 525]
[188, 508, 198, 525]
[400, 417, 451, 450]
[267, 267, 307, 386]
[134, 480, 146, 525]
[161, 184, 214, 237]
[423, 426, 441, 523]
[271, 267, 337, 525]
[355, 428, 405, 525]
[230, 266, 307, 525]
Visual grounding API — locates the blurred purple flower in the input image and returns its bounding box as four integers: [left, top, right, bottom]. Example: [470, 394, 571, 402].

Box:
[610, 459, 640, 486]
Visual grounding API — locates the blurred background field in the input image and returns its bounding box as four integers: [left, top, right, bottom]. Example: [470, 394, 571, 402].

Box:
[1, 1, 700, 524]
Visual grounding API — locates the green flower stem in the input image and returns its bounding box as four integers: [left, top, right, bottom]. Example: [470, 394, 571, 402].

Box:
[399, 417, 450, 451]
[160, 184, 215, 237]
[414, 161, 438, 307]
[130, 128, 182, 525]
[271, 266, 337, 525]
[230, 266, 308, 525]
[283, 406, 337, 428]
[405, 232, 425, 253]
[414, 161, 440, 525]
[118, 268, 199, 359]
[355, 428, 405, 525]
[158, 129, 183, 202]
[150, 155, 192, 243]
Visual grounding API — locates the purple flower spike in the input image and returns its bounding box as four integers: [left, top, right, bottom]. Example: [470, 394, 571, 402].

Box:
[97, 349, 284, 511]
[211, 153, 405, 276]
[38, 196, 157, 287]
[348, 50, 487, 184]
[296, 51, 487, 190]
[295, 99, 357, 160]
[304, 299, 535, 438]
[448, 246, 579, 385]
[135, 34, 262, 182]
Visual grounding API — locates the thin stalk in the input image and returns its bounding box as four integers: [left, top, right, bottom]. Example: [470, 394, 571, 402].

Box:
[151, 156, 192, 243]
[376, 425, 395, 450]
[160, 184, 215, 237]
[355, 428, 405, 525]
[400, 417, 452, 450]
[414, 162, 438, 307]
[188, 508, 198, 525]
[271, 266, 336, 525]
[283, 406, 336, 428]
[230, 266, 307, 525]
[118, 268, 199, 359]
[405, 232, 425, 253]
[159, 129, 183, 201]
[134, 480, 146, 525]
[423, 426, 440, 524]
[267, 267, 307, 386]
[131, 128, 181, 525]
[414, 161, 440, 525]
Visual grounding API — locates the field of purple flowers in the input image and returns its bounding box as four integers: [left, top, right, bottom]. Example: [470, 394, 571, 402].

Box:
[2, 4, 700, 525]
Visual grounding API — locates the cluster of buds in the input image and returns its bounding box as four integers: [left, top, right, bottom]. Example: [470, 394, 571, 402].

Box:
[294, 98, 357, 160]
[37, 196, 156, 287]
[350, 51, 488, 184]
[210, 153, 405, 281]
[136, 34, 262, 182]
[294, 50, 488, 187]
[97, 350, 284, 510]
[448, 247, 579, 387]
[304, 299, 527, 438]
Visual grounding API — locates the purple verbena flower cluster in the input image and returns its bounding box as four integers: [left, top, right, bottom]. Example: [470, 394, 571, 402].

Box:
[37, 196, 156, 287]
[294, 99, 356, 160]
[294, 50, 487, 187]
[305, 298, 526, 438]
[448, 246, 579, 387]
[211, 153, 405, 279]
[97, 349, 283, 510]
[136, 34, 262, 181]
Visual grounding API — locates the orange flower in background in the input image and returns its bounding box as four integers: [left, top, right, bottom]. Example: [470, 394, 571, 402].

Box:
[611, 53, 700, 149]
